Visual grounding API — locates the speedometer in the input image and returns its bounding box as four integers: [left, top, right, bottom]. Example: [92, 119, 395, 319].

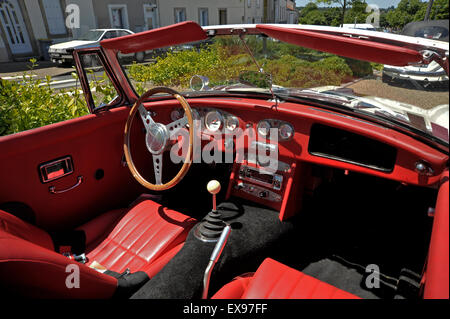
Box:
[205, 111, 224, 132]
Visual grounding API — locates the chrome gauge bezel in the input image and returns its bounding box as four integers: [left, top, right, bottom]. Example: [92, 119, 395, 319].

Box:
[170, 109, 183, 121]
[257, 120, 272, 137]
[257, 119, 295, 141]
[205, 110, 224, 132]
[279, 123, 294, 140]
[225, 115, 239, 132]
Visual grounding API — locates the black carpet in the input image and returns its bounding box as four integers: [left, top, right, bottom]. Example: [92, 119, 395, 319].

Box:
[131, 200, 295, 299]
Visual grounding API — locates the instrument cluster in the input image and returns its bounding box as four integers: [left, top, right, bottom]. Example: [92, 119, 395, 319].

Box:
[170, 107, 295, 140]
[170, 107, 240, 133]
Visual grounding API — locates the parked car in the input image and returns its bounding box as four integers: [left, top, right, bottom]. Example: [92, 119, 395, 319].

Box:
[48, 29, 145, 66]
[0, 22, 448, 301]
[382, 20, 449, 87]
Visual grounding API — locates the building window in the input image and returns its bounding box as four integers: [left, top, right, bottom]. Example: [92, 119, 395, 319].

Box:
[256, 0, 261, 8]
[144, 4, 159, 30]
[247, 0, 251, 8]
[219, 9, 227, 25]
[199, 8, 208, 26]
[174, 8, 186, 23]
[42, 0, 66, 35]
[108, 5, 129, 29]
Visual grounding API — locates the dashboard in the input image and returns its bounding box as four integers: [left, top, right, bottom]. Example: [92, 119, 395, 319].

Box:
[146, 98, 448, 220]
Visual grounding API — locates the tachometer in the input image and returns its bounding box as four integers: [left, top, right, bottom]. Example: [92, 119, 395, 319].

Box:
[205, 111, 224, 132]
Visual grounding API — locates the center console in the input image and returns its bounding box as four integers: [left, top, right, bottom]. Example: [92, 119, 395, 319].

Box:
[226, 154, 305, 221]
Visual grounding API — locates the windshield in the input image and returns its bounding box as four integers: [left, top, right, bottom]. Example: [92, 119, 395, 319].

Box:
[77, 30, 104, 41]
[120, 34, 449, 144]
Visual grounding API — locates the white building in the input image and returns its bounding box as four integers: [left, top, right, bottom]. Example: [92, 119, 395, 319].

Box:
[0, 0, 299, 63]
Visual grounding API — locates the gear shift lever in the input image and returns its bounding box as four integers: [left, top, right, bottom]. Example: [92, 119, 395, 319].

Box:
[207, 180, 221, 212]
[194, 180, 226, 242]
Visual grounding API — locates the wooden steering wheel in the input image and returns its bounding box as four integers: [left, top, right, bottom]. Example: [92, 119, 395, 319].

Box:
[124, 87, 194, 191]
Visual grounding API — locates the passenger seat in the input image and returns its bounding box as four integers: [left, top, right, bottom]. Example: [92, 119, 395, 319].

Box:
[212, 258, 360, 299]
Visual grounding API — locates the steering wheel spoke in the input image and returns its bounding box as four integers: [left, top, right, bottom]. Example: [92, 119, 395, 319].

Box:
[167, 116, 188, 139]
[138, 104, 155, 131]
[153, 154, 163, 185]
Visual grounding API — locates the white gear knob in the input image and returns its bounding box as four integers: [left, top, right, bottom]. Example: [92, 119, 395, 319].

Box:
[207, 180, 221, 195]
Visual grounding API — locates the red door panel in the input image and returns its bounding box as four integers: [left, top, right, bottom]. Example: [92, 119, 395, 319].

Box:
[0, 107, 145, 231]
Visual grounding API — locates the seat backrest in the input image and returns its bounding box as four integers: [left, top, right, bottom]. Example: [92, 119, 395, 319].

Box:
[0, 210, 117, 298]
[242, 258, 360, 299]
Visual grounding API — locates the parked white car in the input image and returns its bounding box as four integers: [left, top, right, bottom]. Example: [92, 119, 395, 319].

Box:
[48, 29, 145, 66]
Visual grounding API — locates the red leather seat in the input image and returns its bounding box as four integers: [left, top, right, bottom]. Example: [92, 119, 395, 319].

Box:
[212, 258, 360, 299]
[0, 200, 196, 298]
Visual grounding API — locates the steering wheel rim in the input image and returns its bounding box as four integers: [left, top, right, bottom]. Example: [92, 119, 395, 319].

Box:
[124, 87, 194, 191]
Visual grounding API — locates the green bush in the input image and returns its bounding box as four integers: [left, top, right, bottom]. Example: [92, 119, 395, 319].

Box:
[128, 43, 254, 89]
[261, 54, 352, 88]
[0, 59, 89, 136]
[344, 58, 374, 77]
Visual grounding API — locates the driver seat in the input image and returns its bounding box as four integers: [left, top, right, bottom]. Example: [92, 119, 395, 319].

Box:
[0, 199, 196, 298]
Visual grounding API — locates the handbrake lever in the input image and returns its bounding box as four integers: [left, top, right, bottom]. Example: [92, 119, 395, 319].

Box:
[202, 224, 231, 299]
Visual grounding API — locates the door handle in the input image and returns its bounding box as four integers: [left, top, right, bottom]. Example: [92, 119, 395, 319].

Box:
[49, 176, 83, 194]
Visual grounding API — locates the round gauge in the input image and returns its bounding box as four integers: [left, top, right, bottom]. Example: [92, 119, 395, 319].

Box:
[170, 109, 183, 121]
[279, 123, 294, 140]
[225, 116, 239, 131]
[205, 111, 224, 132]
[257, 120, 271, 137]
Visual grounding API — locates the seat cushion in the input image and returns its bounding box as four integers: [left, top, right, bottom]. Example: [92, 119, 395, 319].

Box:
[213, 258, 360, 299]
[82, 200, 196, 277]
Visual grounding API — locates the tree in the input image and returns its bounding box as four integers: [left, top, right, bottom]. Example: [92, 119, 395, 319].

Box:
[344, 0, 370, 24]
[315, 0, 350, 26]
[414, 0, 449, 20]
[384, 0, 429, 29]
[299, 3, 328, 25]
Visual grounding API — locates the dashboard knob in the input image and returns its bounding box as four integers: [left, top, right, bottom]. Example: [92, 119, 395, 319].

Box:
[259, 191, 268, 198]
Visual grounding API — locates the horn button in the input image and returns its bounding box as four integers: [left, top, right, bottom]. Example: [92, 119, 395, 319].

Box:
[146, 123, 169, 155]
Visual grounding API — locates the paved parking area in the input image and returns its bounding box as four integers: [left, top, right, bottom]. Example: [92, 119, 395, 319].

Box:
[347, 78, 449, 110]
[0, 60, 73, 79]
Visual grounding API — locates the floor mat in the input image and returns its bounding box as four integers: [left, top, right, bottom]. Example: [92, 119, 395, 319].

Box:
[301, 258, 381, 299]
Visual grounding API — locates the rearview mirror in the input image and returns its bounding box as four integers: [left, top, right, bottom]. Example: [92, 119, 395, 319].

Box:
[239, 71, 272, 89]
[190, 75, 210, 91]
